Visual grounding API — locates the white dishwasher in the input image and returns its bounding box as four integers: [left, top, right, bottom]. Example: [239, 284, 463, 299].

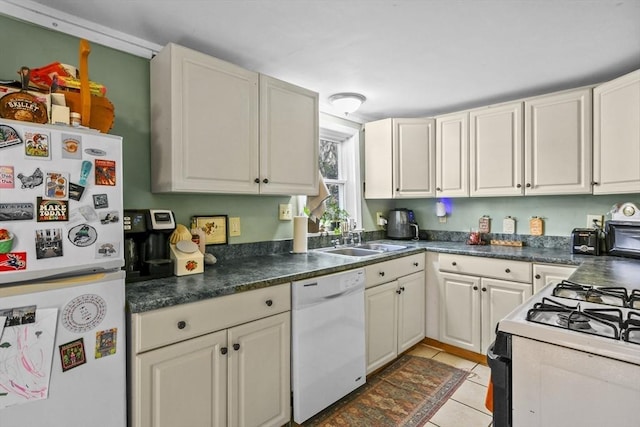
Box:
[291, 268, 366, 423]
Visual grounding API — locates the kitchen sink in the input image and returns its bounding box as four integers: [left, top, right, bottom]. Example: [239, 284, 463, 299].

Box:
[314, 247, 383, 257]
[356, 243, 407, 252]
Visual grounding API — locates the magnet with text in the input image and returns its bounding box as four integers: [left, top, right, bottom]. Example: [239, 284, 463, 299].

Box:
[95, 328, 118, 358]
[68, 182, 86, 201]
[16, 167, 43, 189]
[0, 203, 34, 221]
[37, 198, 68, 222]
[43, 172, 69, 200]
[94, 159, 116, 186]
[0, 165, 14, 188]
[84, 148, 106, 157]
[59, 338, 87, 372]
[24, 130, 51, 159]
[68, 224, 97, 247]
[92, 193, 108, 209]
[96, 241, 119, 258]
[35, 228, 64, 259]
[0, 252, 27, 272]
[61, 133, 82, 159]
[0, 124, 22, 149]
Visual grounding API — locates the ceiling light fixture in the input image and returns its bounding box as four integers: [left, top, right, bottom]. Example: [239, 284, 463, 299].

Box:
[328, 92, 366, 115]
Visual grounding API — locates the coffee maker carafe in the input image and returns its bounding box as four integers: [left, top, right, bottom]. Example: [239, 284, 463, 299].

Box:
[123, 209, 176, 282]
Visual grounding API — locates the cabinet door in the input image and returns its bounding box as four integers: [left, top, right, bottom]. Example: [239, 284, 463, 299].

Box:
[439, 272, 481, 353]
[394, 118, 436, 198]
[593, 69, 640, 195]
[470, 102, 524, 196]
[134, 330, 227, 427]
[259, 75, 319, 195]
[524, 88, 592, 195]
[228, 312, 291, 427]
[150, 43, 260, 194]
[364, 118, 393, 198]
[481, 278, 531, 354]
[397, 271, 426, 353]
[436, 112, 469, 197]
[365, 280, 399, 374]
[532, 264, 577, 295]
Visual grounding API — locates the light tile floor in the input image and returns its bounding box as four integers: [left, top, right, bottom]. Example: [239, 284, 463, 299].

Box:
[407, 343, 494, 427]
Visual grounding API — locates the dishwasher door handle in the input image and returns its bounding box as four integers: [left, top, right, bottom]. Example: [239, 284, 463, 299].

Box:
[323, 290, 350, 299]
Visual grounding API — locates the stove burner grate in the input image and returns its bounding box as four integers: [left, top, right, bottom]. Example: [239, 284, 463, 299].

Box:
[552, 280, 629, 308]
[624, 312, 640, 345]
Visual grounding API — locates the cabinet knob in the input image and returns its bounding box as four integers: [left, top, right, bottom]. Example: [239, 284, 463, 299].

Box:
[379, 271, 385, 277]
[262, 178, 269, 184]
[535, 274, 541, 279]
[452, 261, 457, 266]
[396, 187, 400, 191]
[473, 286, 479, 291]
[526, 183, 531, 188]
[396, 289, 402, 294]
[177, 321, 186, 330]
[482, 287, 487, 292]
[436, 187, 441, 192]
[400, 286, 405, 292]
[265, 299, 273, 307]
[516, 183, 522, 188]
[505, 268, 511, 273]
[221, 347, 228, 355]
[591, 181, 599, 186]
[254, 178, 260, 183]
[413, 262, 419, 267]
[233, 343, 240, 351]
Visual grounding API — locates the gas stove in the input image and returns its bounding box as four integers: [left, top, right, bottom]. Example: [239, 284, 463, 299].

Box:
[498, 279, 640, 365]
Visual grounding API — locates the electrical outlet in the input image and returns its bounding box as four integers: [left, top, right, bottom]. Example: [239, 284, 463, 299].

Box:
[376, 212, 385, 227]
[229, 217, 241, 236]
[587, 214, 603, 229]
[279, 204, 292, 220]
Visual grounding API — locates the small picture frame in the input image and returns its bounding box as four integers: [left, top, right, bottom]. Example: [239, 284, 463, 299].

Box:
[193, 215, 228, 245]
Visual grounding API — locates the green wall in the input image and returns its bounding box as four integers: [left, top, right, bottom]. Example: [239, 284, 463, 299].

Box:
[2, 15, 637, 242]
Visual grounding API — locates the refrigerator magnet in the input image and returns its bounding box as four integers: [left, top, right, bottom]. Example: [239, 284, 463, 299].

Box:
[94, 159, 116, 186]
[0, 124, 22, 149]
[24, 130, 51, 159]
[35, 228, 64, 259]
[16, 167, 43, 189]
[59, 338, 87, 372]
[68, 182, 86, 201]
[61, 294, 107, 333]
[43, 172, 69, 201]
[96, 242, 119, 258]
[36, 198, 69, 222]
[68, 224, 97, 247]
[95, 328, 117, 358]
[99, 210, 119, 225]
[0, 202, 34, 220]
[92, 194, 109, 209]
[0, 165, 14, 188]
[0, 252, 27, 271]
[60, 133, 82, 159]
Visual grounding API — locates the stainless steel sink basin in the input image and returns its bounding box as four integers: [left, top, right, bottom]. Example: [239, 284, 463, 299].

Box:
[315, 247, 383, 257]
[356, 243, 407, 252]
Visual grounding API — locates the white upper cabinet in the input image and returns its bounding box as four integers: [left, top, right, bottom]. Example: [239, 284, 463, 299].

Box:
[150, 43, 318, 195]
[523, 88, 593, 195]
[593, 69, 640, 195]
[435, 111, 469, 197]
[364, 118, 436, 199]
[470, 102, 524, 196]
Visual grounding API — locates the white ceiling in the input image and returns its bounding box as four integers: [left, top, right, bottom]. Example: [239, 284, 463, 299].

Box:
[16, 0, 640, 122]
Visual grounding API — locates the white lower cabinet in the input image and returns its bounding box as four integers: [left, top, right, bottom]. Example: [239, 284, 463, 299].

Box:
[438, 254, 532, 354]
[532, 263, 577, 295]
[130, 284, 291, 427]
[364, 254, 425, 374]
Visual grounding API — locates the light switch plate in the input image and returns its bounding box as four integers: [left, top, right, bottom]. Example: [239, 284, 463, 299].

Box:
[229, 217, 241, 236]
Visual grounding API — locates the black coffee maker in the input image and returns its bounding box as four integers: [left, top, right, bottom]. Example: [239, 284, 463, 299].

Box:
[123, 209, 176, 282]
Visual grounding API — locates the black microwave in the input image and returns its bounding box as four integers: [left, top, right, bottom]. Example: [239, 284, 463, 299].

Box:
[605, 220, 640, 259]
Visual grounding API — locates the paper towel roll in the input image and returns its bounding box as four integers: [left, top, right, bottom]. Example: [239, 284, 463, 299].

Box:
[292, 216, 308, 253]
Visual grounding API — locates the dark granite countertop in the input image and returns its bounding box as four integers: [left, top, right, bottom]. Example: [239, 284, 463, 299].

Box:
[126, 240, 639, 314]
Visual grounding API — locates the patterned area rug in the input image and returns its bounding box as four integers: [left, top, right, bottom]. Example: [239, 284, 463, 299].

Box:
[303, 354, 468, 426]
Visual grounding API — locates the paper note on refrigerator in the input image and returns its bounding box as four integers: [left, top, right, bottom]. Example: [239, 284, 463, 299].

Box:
[0, 308, 57, 409]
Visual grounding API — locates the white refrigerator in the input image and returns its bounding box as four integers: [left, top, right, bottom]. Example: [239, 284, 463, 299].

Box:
[0, 118, 126, 426]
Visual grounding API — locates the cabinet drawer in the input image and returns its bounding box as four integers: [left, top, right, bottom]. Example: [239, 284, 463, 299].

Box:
[132, 283, 290, 353]
[365, 253, 424, 288]
[439, 253, 531, 283]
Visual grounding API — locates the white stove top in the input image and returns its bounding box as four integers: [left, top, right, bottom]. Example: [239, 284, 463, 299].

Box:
[498, 282, 640, 366]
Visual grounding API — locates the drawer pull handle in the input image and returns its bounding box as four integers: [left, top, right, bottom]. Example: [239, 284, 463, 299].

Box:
[233, 343, 240, 351]
[396, 289, 402, 294]
[505, 268, 511, 273]
[535, 274, 541, 279]
[473, 286, 479, 291]
[452, 261, 457, 266]
[262, 178, 269, 184]
[177, 321, 186, 330]
[400, 286, 405, 292]
[265, 299, 273, 307]
[254, 178, 260, 183]
[413, 262, 419, 267]
[221, 347, 228, 355]
[379, 271, 385, 277]
[482, 287, 487, 292]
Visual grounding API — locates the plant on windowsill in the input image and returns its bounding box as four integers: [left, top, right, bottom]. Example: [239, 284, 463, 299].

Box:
[320, 199, 350, 234]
